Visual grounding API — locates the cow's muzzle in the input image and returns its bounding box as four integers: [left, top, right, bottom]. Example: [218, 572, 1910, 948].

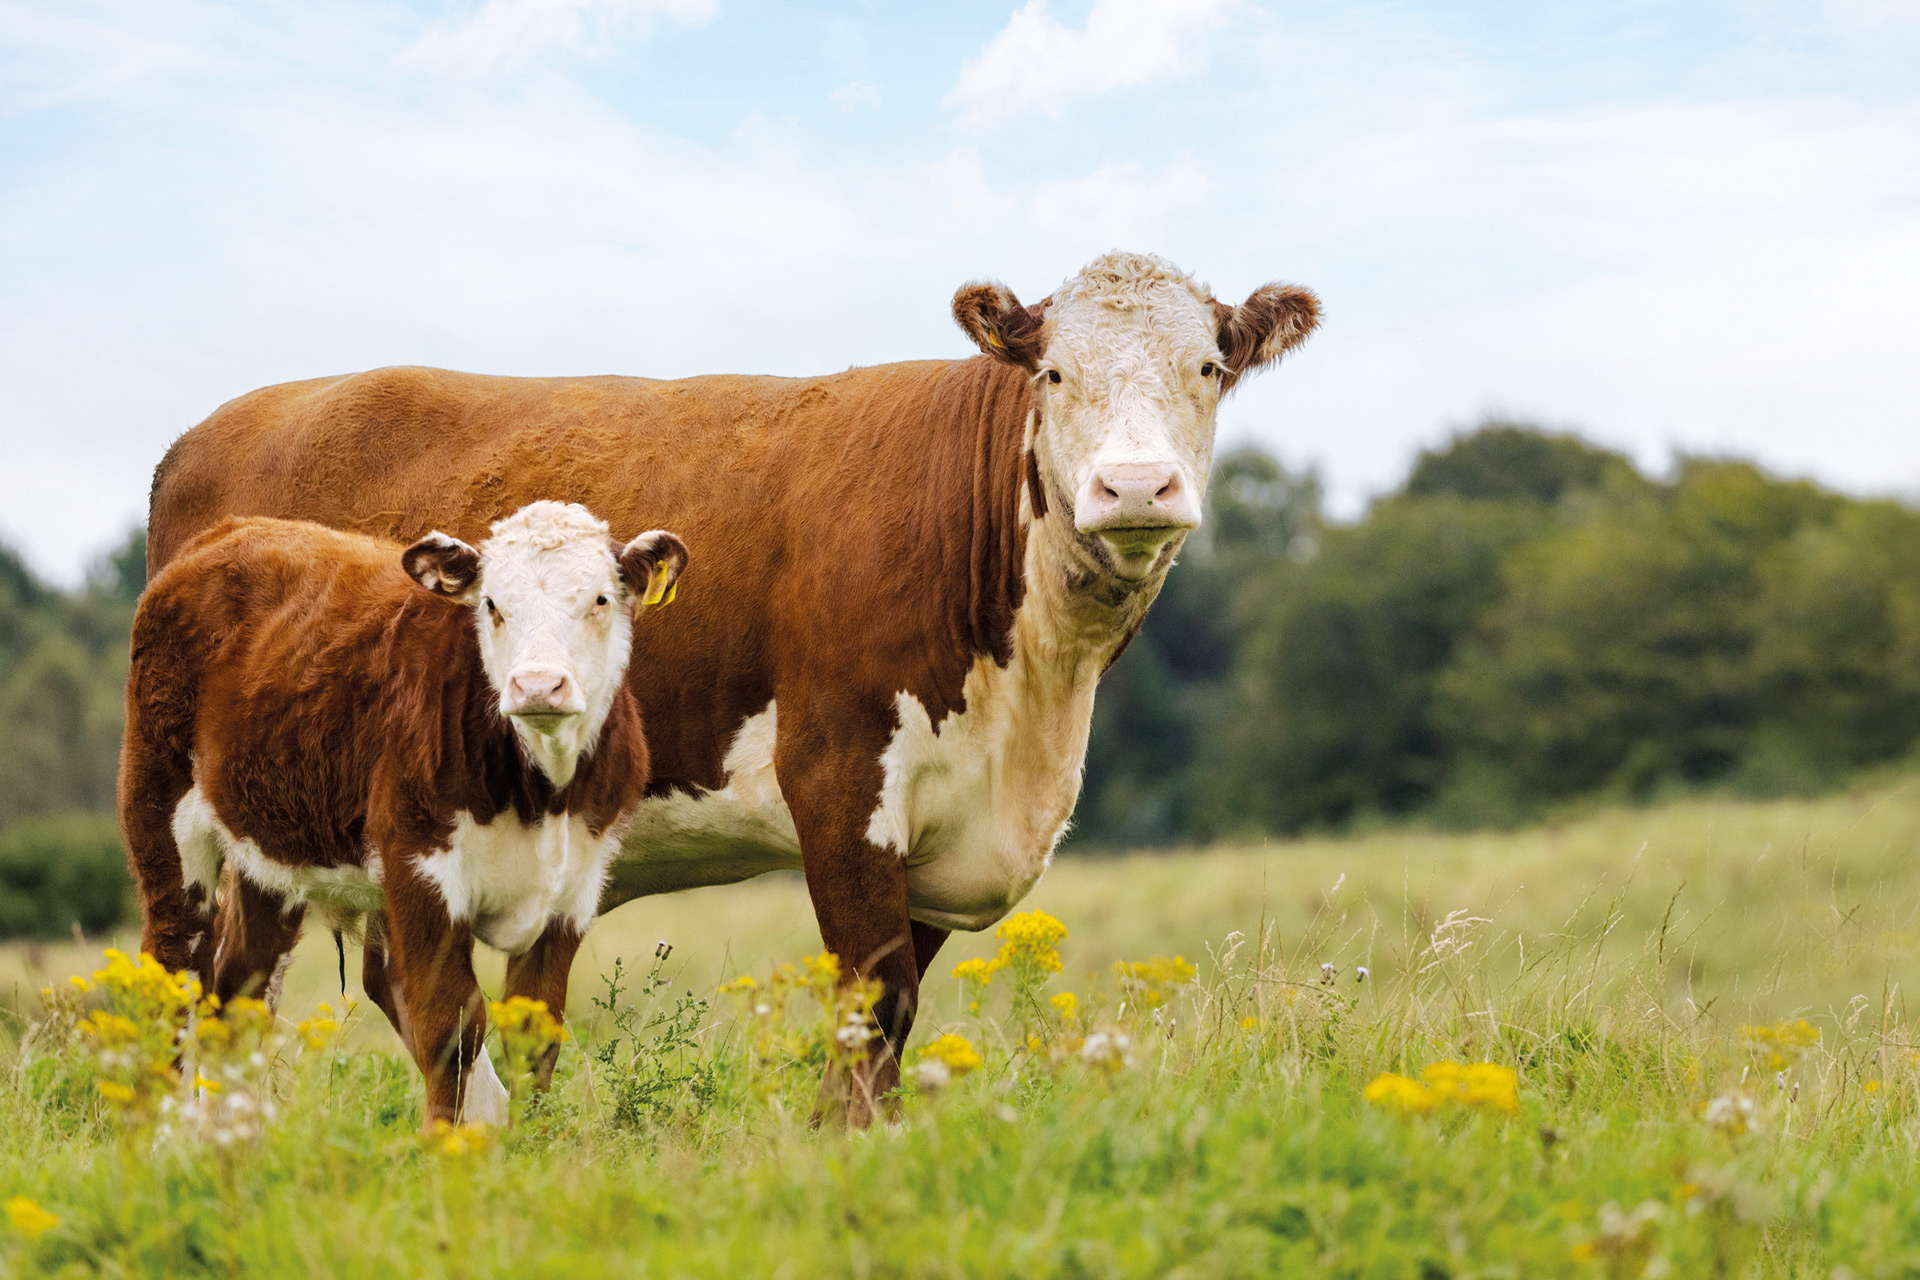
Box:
[1074, 463, 1201, 578]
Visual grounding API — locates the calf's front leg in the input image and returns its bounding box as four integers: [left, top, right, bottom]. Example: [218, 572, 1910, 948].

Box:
[379, 877, 499, 1127]
[502, 921, 585, 1094]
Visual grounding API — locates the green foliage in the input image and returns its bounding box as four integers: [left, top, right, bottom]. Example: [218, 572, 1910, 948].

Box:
[1079, 424, 1920, 842]
[0, 529, 143, 831]
[0, 814, 132, 938]
[1406, 420, 1644, 504]
[588, 948, 717, 1129]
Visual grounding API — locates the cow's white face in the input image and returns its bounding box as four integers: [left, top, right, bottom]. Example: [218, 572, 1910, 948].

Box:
[956, 252, 1320, 584]
[402, 501, 687, 786]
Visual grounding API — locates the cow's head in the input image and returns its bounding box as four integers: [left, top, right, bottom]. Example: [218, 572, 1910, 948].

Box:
[402, 500, 687, 785]
[955, 251, 1319, 584]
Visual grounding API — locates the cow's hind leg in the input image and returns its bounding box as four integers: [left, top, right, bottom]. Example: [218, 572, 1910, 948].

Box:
[208, 869, 306, 1010]
[117, 689, 213, 975]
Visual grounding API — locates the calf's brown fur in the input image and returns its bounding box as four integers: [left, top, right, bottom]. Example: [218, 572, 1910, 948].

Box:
[119, 516, 654, 1122]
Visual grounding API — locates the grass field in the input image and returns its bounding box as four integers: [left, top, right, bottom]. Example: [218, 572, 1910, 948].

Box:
[8, 780, 1920, 1276]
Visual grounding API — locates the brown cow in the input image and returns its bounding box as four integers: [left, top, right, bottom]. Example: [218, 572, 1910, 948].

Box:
[145, 251, 1320, 1122]
[119, 502, 687, 1123]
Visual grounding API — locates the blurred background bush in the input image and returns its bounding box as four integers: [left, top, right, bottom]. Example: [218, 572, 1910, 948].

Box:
[6, 425, 1920, 935]
[1080, 423, 1920, 847]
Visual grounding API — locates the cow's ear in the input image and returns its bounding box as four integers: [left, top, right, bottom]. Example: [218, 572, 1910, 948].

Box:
[1212, 284, 1322, 388]
[618, 530, 689, 612]
[402, 531, 481, 601]
[953, 281, 1050, 371]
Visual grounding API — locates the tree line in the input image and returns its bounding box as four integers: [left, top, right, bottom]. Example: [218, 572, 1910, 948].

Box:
[1078, 423, 1920, 845]
[6, 423, 1920, 932]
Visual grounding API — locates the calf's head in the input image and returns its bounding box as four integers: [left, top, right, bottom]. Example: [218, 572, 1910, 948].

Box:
[402, 500, 688, 785]
[955, 251, 1320, 584]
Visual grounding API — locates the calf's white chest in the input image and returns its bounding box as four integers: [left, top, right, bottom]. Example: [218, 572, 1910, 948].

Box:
[416, 813, 620, 952]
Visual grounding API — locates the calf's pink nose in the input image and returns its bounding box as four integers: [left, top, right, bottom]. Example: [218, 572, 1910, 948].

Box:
[508, 670, 570, 710]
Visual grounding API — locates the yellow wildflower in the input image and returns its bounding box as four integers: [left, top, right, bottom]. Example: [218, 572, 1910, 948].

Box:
[995, 910, 1068, 974]
[917, 1033, 983, 1075]
[96, 1081, 135, 1105]
[804, 952, 842, 986]
[1363, 1072, 1439, 1114]
[1114, 955, 1198, 1008]
[952, 956, 999, 985]
[424, 1120, 491, 1157]
[1050, 991, 1078, 1022]
[1741, 1019, 1819, 1069]
[1866, 1079, 1882, 1094]
[1241, 1015, 1258, 1030]
[1421, 1061, 1519, 1117]
[5, 1197, 59, 1238]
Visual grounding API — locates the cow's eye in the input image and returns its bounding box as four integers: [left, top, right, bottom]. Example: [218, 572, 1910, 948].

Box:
[1046, 369, 1062, 385]
[595, 595, 609, 608]
[1200, 362, 1218, 379]
[483, 597, 500, 622]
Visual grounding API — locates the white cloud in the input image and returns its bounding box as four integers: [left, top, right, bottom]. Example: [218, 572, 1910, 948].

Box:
[830, 82, 880, 111]
[945, 0, 1237, 128]
[403, 0, 717, 73]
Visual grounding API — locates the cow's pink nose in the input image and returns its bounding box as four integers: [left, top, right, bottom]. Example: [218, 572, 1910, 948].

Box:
[1080, 463, 1196, 529]
[507, 670, 570, 711]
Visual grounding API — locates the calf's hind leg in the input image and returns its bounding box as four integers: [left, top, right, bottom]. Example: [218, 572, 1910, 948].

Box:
[117, 701, 212, 975]
[207, 869, 306, 1009]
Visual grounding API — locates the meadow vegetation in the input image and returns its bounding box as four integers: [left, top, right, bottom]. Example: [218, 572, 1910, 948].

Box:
[7, 780, 1920, 1276]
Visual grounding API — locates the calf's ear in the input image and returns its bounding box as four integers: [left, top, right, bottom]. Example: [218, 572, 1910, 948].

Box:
[953, 281, 1050, 371]
[402, 531, 482, 601]
[617, 530, 689, 611]
[1212, 284, 1322, 389]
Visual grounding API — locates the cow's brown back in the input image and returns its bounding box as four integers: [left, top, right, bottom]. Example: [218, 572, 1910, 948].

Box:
[149, 361, 1036, 809]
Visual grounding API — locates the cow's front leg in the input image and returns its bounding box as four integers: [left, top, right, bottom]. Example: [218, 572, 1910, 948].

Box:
[776, 708, 918, 1128]
[502, 921, 584, 1094]
[379, 880, 496, 1127]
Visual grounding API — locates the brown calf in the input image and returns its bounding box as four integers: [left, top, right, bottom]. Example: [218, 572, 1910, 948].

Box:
[119, 502, 686, 1123]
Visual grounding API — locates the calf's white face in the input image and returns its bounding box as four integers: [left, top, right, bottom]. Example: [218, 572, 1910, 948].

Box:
[955, 251, 1321, 583]
[403, 501, 687, 786]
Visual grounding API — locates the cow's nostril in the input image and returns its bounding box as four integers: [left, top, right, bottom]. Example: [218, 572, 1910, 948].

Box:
[1155, 481, 1174, 498]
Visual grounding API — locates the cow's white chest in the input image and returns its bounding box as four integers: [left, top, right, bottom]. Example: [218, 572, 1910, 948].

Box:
[617, 644, 1090, 932]
[416, 813, 620, 953]
[868, 647, 1094, 931]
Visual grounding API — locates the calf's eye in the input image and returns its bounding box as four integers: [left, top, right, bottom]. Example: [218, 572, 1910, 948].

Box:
[595, 595, 609, 607]
[1047, 369, 1062, 385]
[1200, 362, 1218, 379]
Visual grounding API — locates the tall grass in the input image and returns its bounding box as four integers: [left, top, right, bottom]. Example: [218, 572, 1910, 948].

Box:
[5, 780, 1920, 1276]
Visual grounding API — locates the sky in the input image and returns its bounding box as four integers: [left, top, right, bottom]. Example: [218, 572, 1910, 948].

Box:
[3, 0, 1918, 584]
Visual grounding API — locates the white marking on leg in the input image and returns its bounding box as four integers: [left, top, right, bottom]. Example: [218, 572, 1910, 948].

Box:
[461, 1050, 511, 1127]
[170, 785, 228, 917]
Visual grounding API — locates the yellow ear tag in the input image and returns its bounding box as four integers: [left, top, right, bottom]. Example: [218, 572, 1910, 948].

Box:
[644, 574, 676, 608]
[983, 330, 1003, 350]
[661, 579, 678, 607]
